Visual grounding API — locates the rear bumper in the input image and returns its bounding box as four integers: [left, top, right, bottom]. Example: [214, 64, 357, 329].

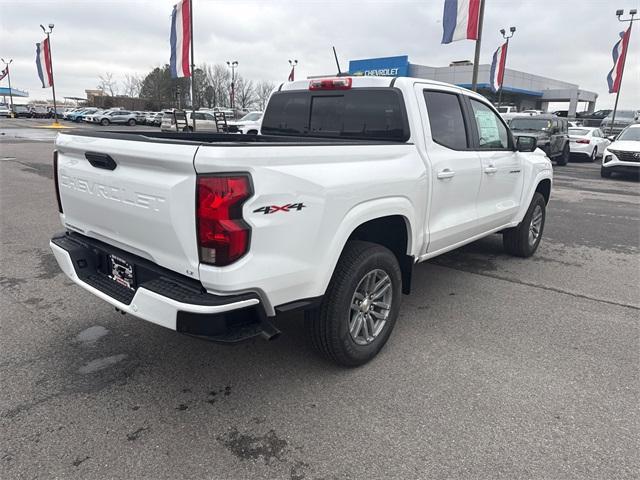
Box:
[569, 143, 592, 156]
[50, 232, 279, 342]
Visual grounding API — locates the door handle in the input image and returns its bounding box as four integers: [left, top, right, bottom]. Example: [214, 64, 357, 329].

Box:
[437, 168, 456, 179]
[484, 165, 498, 174]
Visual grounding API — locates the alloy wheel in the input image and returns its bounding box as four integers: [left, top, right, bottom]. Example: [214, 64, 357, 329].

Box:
[348, 269, 393, 346]
[529, 205, 543, 247]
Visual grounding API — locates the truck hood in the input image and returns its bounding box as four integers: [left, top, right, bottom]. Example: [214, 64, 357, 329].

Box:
[607, 140, 640, 152]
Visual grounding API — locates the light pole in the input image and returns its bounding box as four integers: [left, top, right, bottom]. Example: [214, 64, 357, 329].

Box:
[226, 60, 238, 111]
[1, 58, 14, 113]
[288, 59, 298, 81]
[40, 23, 59, 124]
[497, 26, 516, 108]
[609, 8, 636, 135]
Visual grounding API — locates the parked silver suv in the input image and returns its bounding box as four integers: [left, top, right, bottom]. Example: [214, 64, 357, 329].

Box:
[92, 110, 138, 126]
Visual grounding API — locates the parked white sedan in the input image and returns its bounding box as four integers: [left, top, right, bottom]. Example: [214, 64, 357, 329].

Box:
[568, 127, 611, 161]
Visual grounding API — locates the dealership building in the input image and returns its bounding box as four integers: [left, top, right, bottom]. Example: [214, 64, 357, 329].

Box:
[347, 56, 598, 116]
[0, 87, 29, 104]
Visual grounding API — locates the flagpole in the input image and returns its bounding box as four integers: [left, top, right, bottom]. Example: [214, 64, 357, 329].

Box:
[609, 9, 635, 136]
[497, 27, 516, 108]
[41, 24, 59, 125]
[471, 0, 485, 92]
[189, 0, 196, 131]
[1, 59, 14, 113]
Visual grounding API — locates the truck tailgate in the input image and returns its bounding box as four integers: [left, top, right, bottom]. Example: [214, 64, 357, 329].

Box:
[55, 133, 201, 280]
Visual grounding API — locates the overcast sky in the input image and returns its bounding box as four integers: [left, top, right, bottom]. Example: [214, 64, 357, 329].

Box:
[1, 0, 639, 109]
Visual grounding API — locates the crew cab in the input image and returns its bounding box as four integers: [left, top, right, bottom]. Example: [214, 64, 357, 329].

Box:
[50, 76, 552, 366]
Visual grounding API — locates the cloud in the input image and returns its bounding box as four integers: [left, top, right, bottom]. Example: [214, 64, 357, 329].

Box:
[1, 0, 638, 109]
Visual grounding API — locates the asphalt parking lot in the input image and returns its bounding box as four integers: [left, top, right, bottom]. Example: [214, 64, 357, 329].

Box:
[1, 118, 638, 479]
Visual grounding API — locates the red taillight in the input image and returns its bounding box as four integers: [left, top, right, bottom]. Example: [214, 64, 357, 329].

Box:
[53, 150, 63, 213]
[196, 175, 252, 266]
[309, 77, 352, 90]
[576, 139, 590, 144]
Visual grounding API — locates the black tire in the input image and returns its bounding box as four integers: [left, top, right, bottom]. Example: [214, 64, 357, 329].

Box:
[556, 144, 569, 166]
[183, 126, 193, 132]
[590, 147, 597, 162]
[600, 166, 612, 178]
[100, 118, 110, 126]
[127, 119, 136, 126]
[305, 241, 402, 367]
[503, 192, 546, 258]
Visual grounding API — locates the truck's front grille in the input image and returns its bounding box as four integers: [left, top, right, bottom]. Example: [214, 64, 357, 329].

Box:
[610, 149, 640, 163]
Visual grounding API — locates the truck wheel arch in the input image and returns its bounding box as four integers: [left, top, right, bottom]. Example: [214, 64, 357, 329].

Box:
[536, 178, 551, 204]
[345, 215, 414, 295]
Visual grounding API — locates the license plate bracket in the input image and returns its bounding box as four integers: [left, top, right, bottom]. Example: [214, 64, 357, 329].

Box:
[109, 254, 136, 291]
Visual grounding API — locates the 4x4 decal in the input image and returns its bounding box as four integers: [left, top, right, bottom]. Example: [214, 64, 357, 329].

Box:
[253, 203, 306, 214]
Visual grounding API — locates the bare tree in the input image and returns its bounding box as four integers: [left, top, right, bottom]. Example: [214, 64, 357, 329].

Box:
[122, 73, 143, 98]
[204, 63, 231, 108]
[235, 76, 256, 110]
[255, 80, 276, 111]
[98, 72, 118, 96]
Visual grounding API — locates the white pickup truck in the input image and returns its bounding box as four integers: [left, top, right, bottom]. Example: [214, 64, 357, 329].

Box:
[50, 76, 552, 366]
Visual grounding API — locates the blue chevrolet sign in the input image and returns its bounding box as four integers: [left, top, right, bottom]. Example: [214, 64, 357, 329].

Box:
[349, 56, 410, 77]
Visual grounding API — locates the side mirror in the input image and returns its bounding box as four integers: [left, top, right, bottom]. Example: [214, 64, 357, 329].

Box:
[607, 135, 617, 142]
[516, 135, 537, 152]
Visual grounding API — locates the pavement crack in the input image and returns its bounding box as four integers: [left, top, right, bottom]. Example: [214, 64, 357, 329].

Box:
[438, 264, 640, 311]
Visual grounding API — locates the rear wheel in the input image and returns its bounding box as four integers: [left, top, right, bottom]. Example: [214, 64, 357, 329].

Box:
[305, 241, 402, 367]
[600, 166, 612, 178]
[503, 192, 546, 257]
[127, 118, 136, 126]
[556, 144, 569, 166]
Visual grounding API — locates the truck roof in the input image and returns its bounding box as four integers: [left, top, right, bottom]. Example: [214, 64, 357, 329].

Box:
[280, 75, 485, 101]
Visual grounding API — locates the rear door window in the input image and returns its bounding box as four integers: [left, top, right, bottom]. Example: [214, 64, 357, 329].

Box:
[423, 91, 468, 150]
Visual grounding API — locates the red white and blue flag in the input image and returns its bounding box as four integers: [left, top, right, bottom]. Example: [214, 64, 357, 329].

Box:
[170, 0, 191, 78]
[607, 27, 631, 94]
[35, 38, 53, 88]
[442, 0, 481, 44]
[489, 42, 508, 92]
[0, 66, 8, 81]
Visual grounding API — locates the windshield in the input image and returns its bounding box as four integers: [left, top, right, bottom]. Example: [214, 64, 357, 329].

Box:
[240, 112, 262, 122]
[510, 118, 552, 131]
[569, 128, 590, 136]
[497, 107, 508, 113]
[617, 128, 640, 141]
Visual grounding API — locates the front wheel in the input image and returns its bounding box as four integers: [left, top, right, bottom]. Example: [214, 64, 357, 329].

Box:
[100, 118, 110, 126]
[590, 147, 597, 162]
[305, 241, 402, 367]
[503, 192, 546, 257]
